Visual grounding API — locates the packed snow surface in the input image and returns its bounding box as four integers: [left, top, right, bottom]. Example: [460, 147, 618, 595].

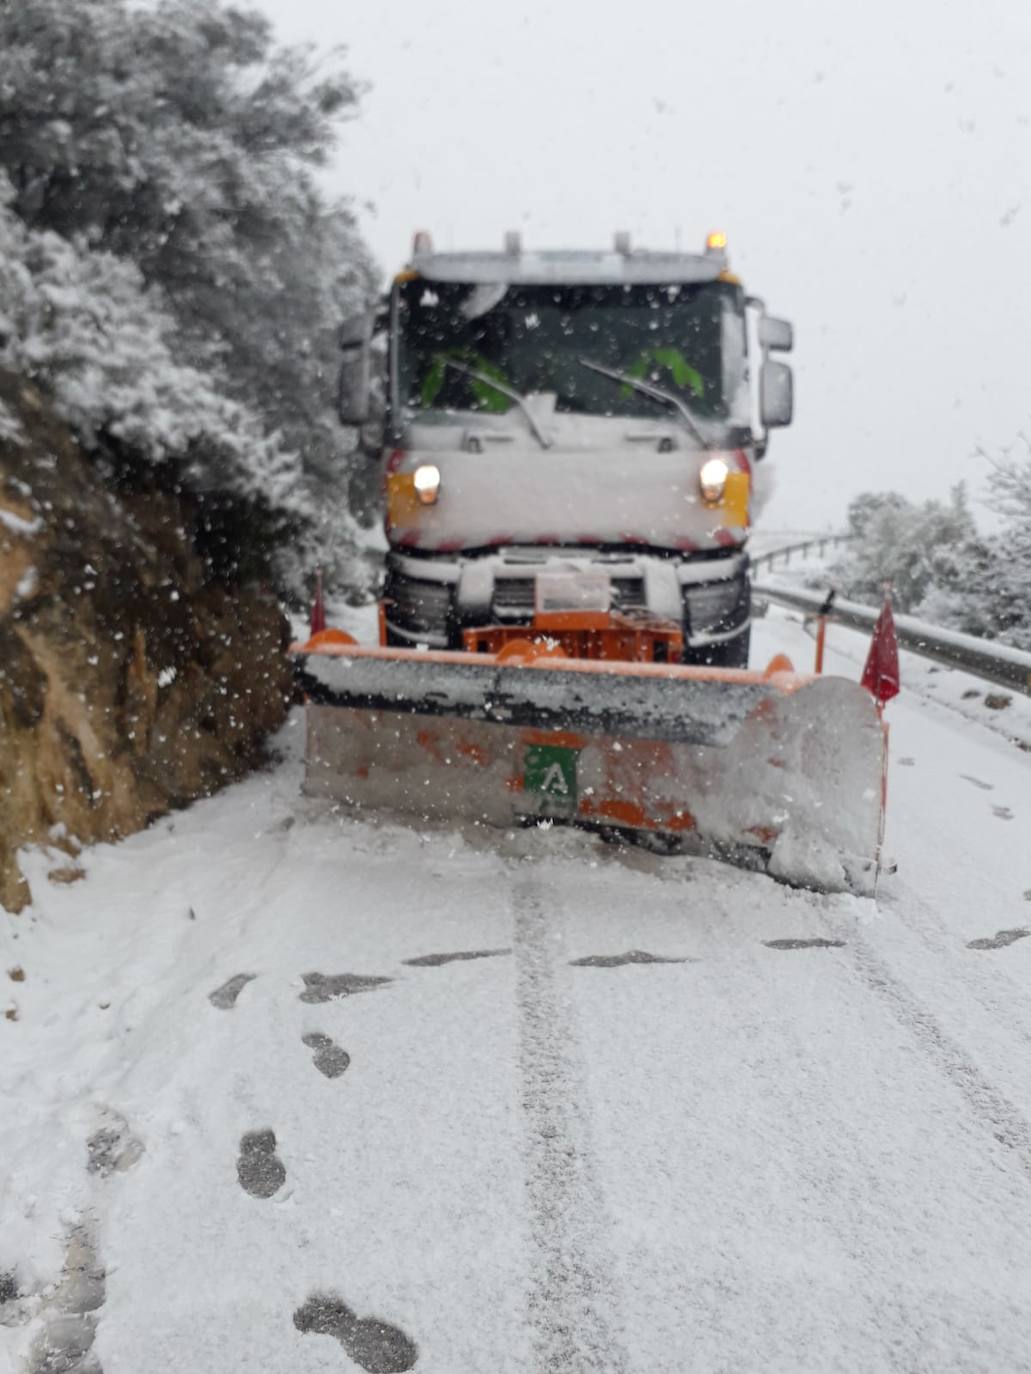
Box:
[2, 608, 1031, 1372]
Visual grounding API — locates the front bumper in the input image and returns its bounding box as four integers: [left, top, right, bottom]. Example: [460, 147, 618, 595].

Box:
[383, 548, 750, 650]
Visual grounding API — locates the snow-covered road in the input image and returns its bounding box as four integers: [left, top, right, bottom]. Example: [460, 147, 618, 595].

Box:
[3, 607, 1031, 1373]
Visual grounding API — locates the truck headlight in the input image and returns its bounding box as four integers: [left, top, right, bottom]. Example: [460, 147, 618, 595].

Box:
[699, 457, 729, 503]
[413, 464, 441, 505]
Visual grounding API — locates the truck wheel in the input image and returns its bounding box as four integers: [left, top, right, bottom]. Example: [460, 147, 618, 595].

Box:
[685, 627, 751, 670]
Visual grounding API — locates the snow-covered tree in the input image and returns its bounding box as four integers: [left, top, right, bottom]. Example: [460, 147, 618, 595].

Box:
[992, 443, 1031, 641]
[0, 0, 379, 594]
[0, 175, 306, 519]
[833, 485, 977, 613]
[831, 470, 1031, 649]
[927, 444, 1031, 649]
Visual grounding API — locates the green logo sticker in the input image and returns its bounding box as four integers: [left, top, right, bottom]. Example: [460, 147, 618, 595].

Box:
[523, 744, 578, 807]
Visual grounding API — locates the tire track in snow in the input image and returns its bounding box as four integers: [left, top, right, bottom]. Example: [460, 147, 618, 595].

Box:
[513, 876, 631, 1374]
[848, 932, 1031, 1180]
[879, 882, 1031, 1049]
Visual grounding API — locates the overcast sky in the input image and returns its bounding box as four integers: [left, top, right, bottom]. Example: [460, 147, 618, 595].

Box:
[257, 0, 1031, 533]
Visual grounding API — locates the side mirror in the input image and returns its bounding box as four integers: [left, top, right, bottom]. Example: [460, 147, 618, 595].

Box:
[761, 360, 793, 428]
[759, 316, 793, 352]
[337, 314, 372, 425]
[339, 314, 371, 349]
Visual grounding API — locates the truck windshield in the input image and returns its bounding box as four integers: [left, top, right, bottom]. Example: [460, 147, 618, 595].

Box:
[396, 280, 745, 423]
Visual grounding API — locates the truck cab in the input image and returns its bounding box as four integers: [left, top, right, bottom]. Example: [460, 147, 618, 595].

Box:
[339, 232, 793, 667]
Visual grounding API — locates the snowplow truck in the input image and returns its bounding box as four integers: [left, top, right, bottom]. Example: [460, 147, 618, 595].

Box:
[294, 232, 887, 895]
[344, 230, 793, 668]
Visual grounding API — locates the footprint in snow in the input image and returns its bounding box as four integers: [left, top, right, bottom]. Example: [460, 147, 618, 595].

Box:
[209, 973, 256, 1010]
[87, 1110, 144, 1177]
[294, 1292, 418, 1372]
[24, 1223, 106, 1374]
[967, 928, 1029, 951]
[959, 774, 994, 791]
[569, 949, 694, 968]
[403, 949, 511, 967]
[764, 938, 845, 950]
[302, 1032, 351, 1079]
[300, 973, 392, 1004]
[237, 1130, 286, 1199]
[992, 805, 1014, 821]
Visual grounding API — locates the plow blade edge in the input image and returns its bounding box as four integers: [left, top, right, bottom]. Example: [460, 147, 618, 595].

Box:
[298, 648, 887, 896]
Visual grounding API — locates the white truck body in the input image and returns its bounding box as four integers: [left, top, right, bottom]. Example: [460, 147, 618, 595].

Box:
[341, 234, 793, 665]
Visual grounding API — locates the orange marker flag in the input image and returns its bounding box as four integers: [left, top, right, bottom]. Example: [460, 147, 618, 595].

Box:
[861, 590, 900, 705]
[310, 567, 326, 637]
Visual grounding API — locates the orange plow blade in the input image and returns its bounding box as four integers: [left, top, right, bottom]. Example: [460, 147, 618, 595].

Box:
[293, 639, 887, 896]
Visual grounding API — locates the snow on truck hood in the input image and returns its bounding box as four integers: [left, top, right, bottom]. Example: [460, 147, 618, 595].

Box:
[386, 415, 750, 554]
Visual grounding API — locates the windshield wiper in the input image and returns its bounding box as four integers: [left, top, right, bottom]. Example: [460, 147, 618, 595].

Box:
[576, 357, 705, 446]
[442, 360, 552, 450]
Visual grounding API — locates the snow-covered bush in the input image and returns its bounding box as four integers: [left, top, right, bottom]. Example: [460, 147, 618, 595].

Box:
[0, 178, 306, 519]
[988, 446, 1031, 648]
[831, 486, 977, 612]
[831, 473, 1031, 650]
[930, 445, 1031, 650]
[0, 0, 379, 596]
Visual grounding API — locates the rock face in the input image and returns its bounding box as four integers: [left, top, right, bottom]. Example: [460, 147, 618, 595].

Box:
[0, 371, 293, 911]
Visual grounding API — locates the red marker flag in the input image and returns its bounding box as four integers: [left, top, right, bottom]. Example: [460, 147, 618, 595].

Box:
[309, 567, 326, 637]
[861, 592, 900, 705]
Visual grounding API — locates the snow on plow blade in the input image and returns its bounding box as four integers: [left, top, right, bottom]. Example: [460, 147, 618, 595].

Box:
[295, 644, 887, 896]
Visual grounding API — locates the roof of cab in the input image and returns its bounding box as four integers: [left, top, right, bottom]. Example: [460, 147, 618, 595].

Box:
[405, 245, 729, 287]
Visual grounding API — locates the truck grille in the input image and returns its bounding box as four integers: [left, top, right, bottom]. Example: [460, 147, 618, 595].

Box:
[611, 578, 647, 611]
[386, 576, 452, 635]
[491, 578, 535, 616]
[492, 575, 646, 620]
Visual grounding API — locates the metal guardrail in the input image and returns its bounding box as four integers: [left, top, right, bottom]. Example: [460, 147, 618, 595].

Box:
[751, 532, 855, 569]
[753, 581, 1031, 698]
